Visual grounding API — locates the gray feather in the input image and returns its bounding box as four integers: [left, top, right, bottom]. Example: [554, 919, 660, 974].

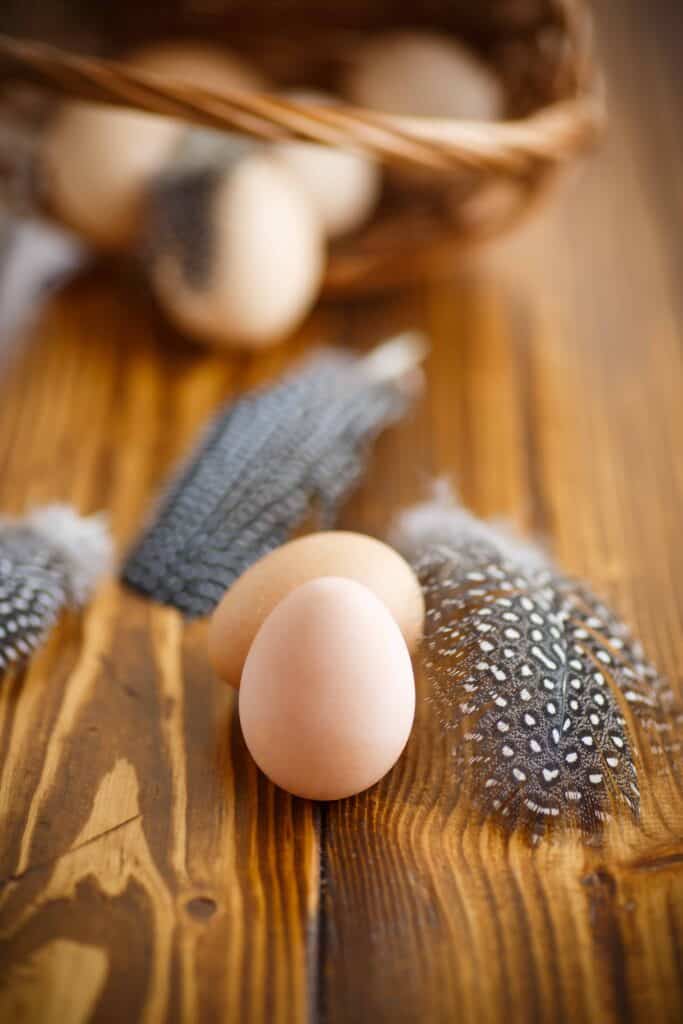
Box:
[0, 505, 111, 670]
[122, 335, 424, 617]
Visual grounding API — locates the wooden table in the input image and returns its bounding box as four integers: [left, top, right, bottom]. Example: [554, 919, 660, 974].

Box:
[1, 3, 682, 1021]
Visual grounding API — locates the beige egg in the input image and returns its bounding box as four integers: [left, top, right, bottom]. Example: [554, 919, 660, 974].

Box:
[343, 31, 503, 188]
[239, 576, 416, 800]
[148, 150, 324, 349]
[208, 531, 424, 687]
[344, 31, 503, 121]
[42, 43, 263, 249]
[271, 91, 381, 238]
[126, 40, 266, 95]
[42, 103, 183, 248]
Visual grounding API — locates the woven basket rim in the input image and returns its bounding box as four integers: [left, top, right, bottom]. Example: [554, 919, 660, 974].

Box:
[0, 1, 605, 294]
[0, 4, 604, 179]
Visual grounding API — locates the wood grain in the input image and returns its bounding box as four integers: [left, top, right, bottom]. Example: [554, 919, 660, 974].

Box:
[0, 280, 322, 1022]
[321, 2, 683, 1020]
[0, 0, 682, 1021]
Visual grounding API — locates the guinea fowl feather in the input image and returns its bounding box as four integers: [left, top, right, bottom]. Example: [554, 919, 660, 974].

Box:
[0, 505, 111, 670]
[392, 486, 680, 838]
[122, 334, 425, 617]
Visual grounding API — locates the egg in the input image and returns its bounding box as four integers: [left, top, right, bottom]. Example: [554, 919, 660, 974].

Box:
[239, 577, 416, 800]
[42, 103, 183, 248]
[270, 91, 381, 238]
[343, 31, 503, 122]
[147, 146, 324, 349]
[42, 43, 263, 249]
[208, 531, 424, 687]
[343, 31, 503, 188]
[126, 40, 266, 95]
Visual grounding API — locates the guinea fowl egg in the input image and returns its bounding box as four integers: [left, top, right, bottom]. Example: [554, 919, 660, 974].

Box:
[239, 577, 416, 800]
[344, 31, 503, 121]
[208, 531, 424, 687]
[42, 43, 262, 249]
[270, 91, 381, 239]
[147, 143, 324, 349]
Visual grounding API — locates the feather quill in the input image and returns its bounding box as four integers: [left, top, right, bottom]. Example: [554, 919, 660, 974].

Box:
[122, 333, 426, 617]
[0, 505, 112, 670]
[392, 486, 680, 838]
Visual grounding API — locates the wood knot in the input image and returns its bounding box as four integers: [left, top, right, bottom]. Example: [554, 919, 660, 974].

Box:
[581, 867, 616, 897]
[185, 896, 218, 921]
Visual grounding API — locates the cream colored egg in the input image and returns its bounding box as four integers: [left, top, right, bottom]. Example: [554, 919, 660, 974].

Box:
[42, 102, 183, 248]
[42, 43, 263, 250]
[127, 40, 266, 94]
[148, 151, 324, 349]
[344, 30, 503, 121]
[239, 577, 416, 800]
[271, 91, 380, 238]
[343, 31, 503, 188]
[208, 531, 424, 687]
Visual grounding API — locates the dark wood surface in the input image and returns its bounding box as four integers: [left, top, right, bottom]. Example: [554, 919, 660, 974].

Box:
[0, 1, 682, 1021]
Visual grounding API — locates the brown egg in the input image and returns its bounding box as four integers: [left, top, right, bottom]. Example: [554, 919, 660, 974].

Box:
[239, 576, 416, 800]
[147, 148, 324, 349]
[42, 42, 263, 249]
[270, 90, 381, 239]
[208, 531, 425, 687]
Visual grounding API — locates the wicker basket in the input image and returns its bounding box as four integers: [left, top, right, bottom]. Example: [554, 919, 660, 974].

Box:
[0, 0, 603, 294]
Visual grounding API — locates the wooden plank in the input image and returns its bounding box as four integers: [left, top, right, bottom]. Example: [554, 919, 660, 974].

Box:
[0, 275, 320, 1023]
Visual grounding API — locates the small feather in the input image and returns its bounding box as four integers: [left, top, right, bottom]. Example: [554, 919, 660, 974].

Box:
[122, 334, 425, 617]
[392, 486, 680, 838]
[0, 215, 85, 364]
[0, 505, 112, 670]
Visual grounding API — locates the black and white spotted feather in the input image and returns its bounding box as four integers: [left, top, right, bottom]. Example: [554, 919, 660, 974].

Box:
[392, 488, 680, 838]
[0, 505, 111, 670]
[122, 334, 425, 617]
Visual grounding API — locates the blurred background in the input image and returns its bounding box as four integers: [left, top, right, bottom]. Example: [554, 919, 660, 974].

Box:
[0, 0, 606, 358]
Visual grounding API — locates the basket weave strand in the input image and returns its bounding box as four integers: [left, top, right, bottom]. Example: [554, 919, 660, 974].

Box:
[0, 30, 602, 175]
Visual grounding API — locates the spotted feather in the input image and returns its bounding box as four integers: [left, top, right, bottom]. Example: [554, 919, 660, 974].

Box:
[0, 505, 111, 670]
[393, 490, 680, 838]
[122, 333, 424, 617]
